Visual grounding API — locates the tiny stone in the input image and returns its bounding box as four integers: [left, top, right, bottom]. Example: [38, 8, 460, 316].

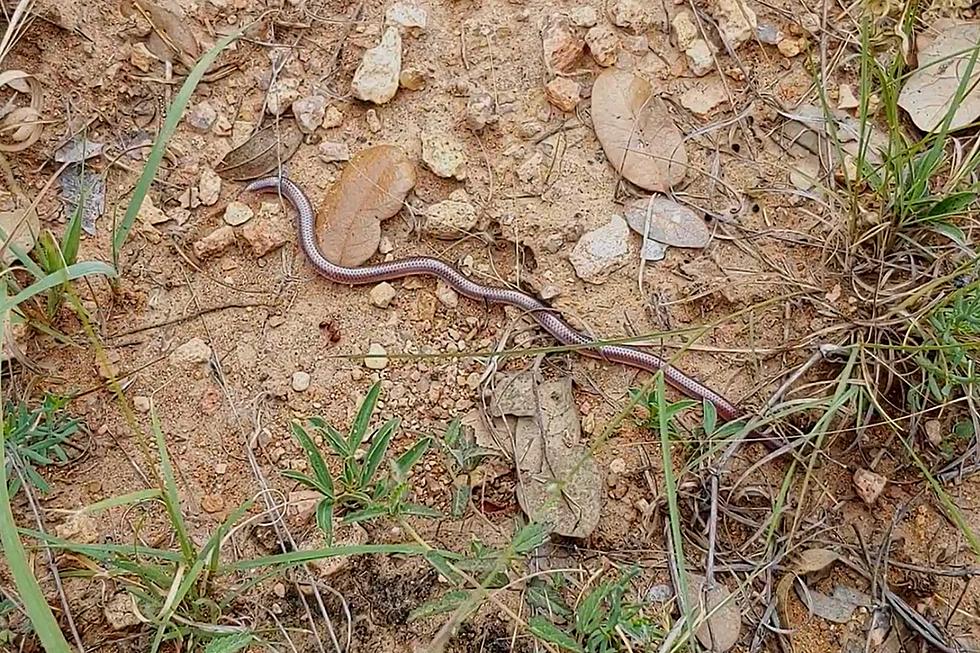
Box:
[539, 283, 561, 300]
[273, 583, 287, 598]
[686, 40, 715, 76]
[570, 5, 598, 27]
[542, 15, 584, 73]
[435, 280, 459, 308]
[291, 371, 312, 392]
[223, 201, 254, 226]
[385, 0, 427, 30]
[545, 77, 581, 112]
[351, 27, 402, 105]
[777, 36, 804, 57]
[266, 77, 301, 116]
[715, 0, 758, 49]
[180, 186, 200, 210]
[422, 132, 467, 180]
[609, 457, 627, 474]
[838, 83, 860, 110]
[379, 235, 394, 254]
[170, 337, 212, 365]
[215, 462, 228, 474]
[756, 20, 784, 44]
[198, 168, 221, 206]
[133, 395, 151, 413]
[365, 109, 382, 132]
[188, 101, 217, 132]
[104, 592, 141, 630]
[364, 342, 389, 370]
[853, 468, 887, 505]
[570, 215, 632, 284]
[323, 106, 344, 128]
[672, 11, 699, 49]
[242, 202, 290, 256]
[465, 91, 496, 131]
[292, 94, 328, 133]
[130, 42, 154, 72]
[425, 189, 478, 238]
[370, 282, 397, 308]
[138, 195, 169, 225]
[925, 419, 943, 447]
[586, 25, 620, 67]
[193, 225, 236, 259]
[201, 494, 225, 513]
[318, 140, 351, 163]
[609, 0, 654, 33]
[399, 67, 426, 90]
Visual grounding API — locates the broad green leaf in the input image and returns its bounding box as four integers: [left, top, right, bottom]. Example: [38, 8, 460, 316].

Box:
[702, 398, 717, 436]
[342, 505, 387, 524]
[512, 522, 549, 555]
[348, 382, 382, 451]
[315, 499, 334, 545]
[526, 578, 573, 620]
[451, 485, 470, 518]
[289, 421, 334, 498]
[407, 590, 469, 622]
[203, 632, 253, 653]
[575, 583, 610, 635]
[360, 417, 398, 487]
[528, 616, 583, 652]
[282, 470, 331, 498]
[929, 221, 968, 246]
[395, 436, 431, 477]
[424, 551, 461, 584]
[309, 416, 348, 457]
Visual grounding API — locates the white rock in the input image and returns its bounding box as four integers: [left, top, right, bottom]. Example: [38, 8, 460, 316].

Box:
[266, 77, 301, 116]
[133, 395, 151, 413]
[292, 94, 328, 133]
[188, 101, 217, 132]
[170, 337, 212, 365]
[364, 343, 389, 370]
[672, 11, 699, 49]
[322, 106, 344, 128]
[853, 468, 887, 505]
[138, 195, 169, 225]
[104, 592, 140, 630]
[686, 40, 715, 77]
[838, 83, 860, 110]
[715, 0, 757, 49]
[291, 371, 311, 392]
[385, 0, 427, 30]
[570, 5, 598, 27]
[242, 202, 290, 256]
[569, 215, 632, 284]
[199, 168, 221, 206]
[351, 27, 402, 105]
[586, 24, 620, 67]
[679, 78, 728, 115]
[435, 280, 459, 308]
[425, 189, 478, 239]
[608, 0, 654, 33]
[370, 282, 397, 308]
[422, 132, 467, 179]
[223, 201, 254, 226]
[318, 140, 351, 163]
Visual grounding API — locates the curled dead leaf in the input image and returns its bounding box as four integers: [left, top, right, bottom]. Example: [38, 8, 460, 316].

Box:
[776, 548, 841, 636]
[215, 120, 303, 181]
[317, 144, 416, 267]
[591, 68, 688, 192]
[0, 70, 43, 152]
[0, 203, 40, 264]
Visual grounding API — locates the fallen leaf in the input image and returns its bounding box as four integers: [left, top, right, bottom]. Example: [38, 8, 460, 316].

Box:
[796, 584, 872, 623]
[0, 70, 43, 152]
[0, 203, 40, 264]
[509, 375, 602, 539]
[776, 548, 841, 634]
[317, 144, 416, 266]
[126, 0, 201, 68]
[899, 22, 980, 132]
[215, 120, 303, 181]
[592, 69, 688, 192]
[55, 138, 104, 163]
[486, 371, 538, 417]
[624, 196, 710, 248]
[60, 165, 106, 235]
[683, 573, 742, 652]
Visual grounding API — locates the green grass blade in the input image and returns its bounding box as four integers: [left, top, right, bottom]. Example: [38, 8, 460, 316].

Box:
[360, 418, 398, 487]
[289, 422, 334, 499]
[395, 435, 431, 477]
[528, 616, 583, 653]
[0, 261, 116, 312]
[348, 382, 382, 451]
[0, 421, 73, 653]
[204, 633, 254, 653]
[112, 29, 242, 259]
[225, 543, 433, 572]
[78, 488, 162, 514]
[308, 416, 348, 457]
[150, 403, 195, 561]
[281, 469, 330, 496]
[315, 499, 334, 544]
[21, 528, 186, 562]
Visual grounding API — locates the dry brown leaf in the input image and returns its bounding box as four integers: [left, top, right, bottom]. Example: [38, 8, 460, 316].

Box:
[591, 68, 688, 192]
[684, 573, 742, 652]
[317, 144, 416, 267]
[898, 22, 980, 132]
[215, 120, 303, 181]
[0, 203, 40, 264]
[126, 0, 201, 68]
[776, 548, 842, 639]
[0, 70, 42, 152]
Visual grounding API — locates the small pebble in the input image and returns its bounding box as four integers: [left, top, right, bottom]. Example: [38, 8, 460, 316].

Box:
[133, 395, 151, 413]
[570, 5, 598, 27]
[291, 371, 311, 392]
[365, 109, 382, 132]
[215, 463, 228, 475]
[370, 282, 397, 308]
[318, 140, 351, 163]
[223, 201, 254, 226]
[323, 106, 344, 128]
[435, 280, 459, 308]
[364, 343, 389, 369]
[293, 94, 328, 133]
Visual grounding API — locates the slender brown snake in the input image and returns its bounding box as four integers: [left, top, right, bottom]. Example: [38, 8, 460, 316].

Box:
[246, 175, 751, 429]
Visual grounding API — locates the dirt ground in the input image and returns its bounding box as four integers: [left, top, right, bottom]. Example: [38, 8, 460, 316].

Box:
[2, 0, 980, 650]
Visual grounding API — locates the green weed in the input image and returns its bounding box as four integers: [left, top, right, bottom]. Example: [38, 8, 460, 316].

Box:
[2, 394, 80, 497]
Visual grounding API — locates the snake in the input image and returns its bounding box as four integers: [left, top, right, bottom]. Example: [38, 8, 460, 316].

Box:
[245, 175, 748, 427]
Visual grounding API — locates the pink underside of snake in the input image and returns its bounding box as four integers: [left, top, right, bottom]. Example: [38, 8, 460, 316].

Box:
[245, 175, 744, 424]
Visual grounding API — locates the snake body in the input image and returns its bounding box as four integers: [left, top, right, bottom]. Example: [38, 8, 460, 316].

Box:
[246, 175, 745, 424]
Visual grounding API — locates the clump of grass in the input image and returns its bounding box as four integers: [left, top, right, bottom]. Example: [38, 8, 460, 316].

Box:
[2, 393, 80, 497]
[284, 381, 437, 544]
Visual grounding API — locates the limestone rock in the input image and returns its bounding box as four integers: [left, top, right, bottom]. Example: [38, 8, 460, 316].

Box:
[193, 225, 236, 259]
[425, 189, 478, 239]
[569, 215, 632, 284]
[351, 27, 402, 105]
